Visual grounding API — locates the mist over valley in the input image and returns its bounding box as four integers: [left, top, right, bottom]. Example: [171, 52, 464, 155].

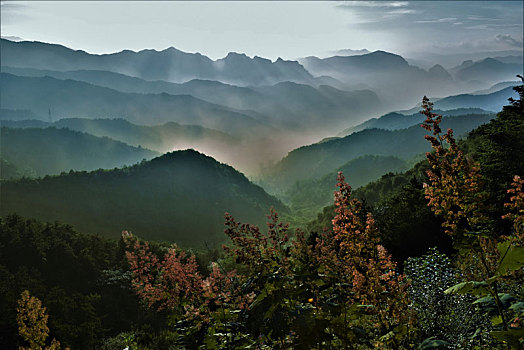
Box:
[1, 2, 523, 347]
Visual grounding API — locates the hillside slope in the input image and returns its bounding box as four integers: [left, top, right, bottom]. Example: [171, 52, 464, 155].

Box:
[265, 114, 494, 189]
[0, 150, 287, 246]
[0, 127, 158, 178]
[1, 118, 239, 154]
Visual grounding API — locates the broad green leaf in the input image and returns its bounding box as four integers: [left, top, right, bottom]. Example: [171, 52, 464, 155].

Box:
[444, 281, 490, 296]
[491, 315, 503, 326]
[473, 294, 518, 316]
[509, 301, 524, 313]
[497, 242, 524, 275]
[418, 337, 450, 349]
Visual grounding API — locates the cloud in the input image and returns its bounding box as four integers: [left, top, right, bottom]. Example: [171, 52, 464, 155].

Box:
[495, 34, 523, 48]
[336, 0, 418, 24]
[1, 1, 30, 24]
[338, 1, 409, 8]
[389, 9, 416, 15]
[415, 17, 458, 24]
[429, 34, 524, 53]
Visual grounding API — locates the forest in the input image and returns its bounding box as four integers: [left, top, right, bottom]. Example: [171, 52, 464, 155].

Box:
[1, 84, 522, 349]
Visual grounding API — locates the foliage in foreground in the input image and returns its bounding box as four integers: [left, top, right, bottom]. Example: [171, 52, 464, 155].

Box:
[124, 173, 414, 348]
[121, 83, 523, 349]
[418, 92, 523, 348]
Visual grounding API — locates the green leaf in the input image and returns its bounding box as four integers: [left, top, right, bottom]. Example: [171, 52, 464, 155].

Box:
[418, 337, 450, 349]
[444, 281, 490, 296]
[473, 294, 518, 316]
[497, 242, 524, 275]
[509, 301, 524, 313]
[491, 315, 503, 326]
[379, 331, 395, 343]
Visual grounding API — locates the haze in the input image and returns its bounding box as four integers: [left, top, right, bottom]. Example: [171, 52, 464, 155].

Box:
[1, 1, 522, 63]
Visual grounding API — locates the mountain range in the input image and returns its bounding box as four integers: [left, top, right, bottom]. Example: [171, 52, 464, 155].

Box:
[0, 66, 381, 134]
[0, 72, 270, 137]
[452, 58, 523, 84]
[0, 38, 319, 86]
[3, 38, 521, 116]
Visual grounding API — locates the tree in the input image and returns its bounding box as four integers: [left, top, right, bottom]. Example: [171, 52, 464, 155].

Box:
[17, 290, 61, 350]
[312, 172, 413, 348]
[421, 90, 524, 348]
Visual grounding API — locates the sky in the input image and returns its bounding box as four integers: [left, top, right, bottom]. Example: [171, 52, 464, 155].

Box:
[1, 1, 522, 61]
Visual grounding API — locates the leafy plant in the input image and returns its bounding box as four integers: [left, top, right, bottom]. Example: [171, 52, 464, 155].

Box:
[421, 86, 524, 348]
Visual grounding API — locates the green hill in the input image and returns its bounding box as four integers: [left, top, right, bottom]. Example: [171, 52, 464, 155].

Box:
[264, 113, 494, 190]
[1, 118, 239, 154]
[0, 127, 158, 178]
[0, 150, 287, 246]
[338, 108, 494, 136]
[284, 155, 408, 219]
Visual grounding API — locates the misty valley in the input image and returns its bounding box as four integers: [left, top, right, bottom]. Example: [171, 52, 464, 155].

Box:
[0, 34, 523, 350]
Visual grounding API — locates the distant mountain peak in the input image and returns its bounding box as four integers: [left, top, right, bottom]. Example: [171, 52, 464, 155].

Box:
[163, 46, 183, 53]
[253, 55, 271, 63]
[428, 64, 452, 79]
[481, 57, 502, 64]
[333, 48, 370, 56]
[275, 57, 301, 65]
[368, 50, 395, 56]
[429, 63, 446, 70]
[225, 52, 249, 59]
[341, 50, 409, 67]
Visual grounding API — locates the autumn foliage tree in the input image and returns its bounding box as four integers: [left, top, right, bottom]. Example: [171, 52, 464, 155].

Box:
[310, 173, 413, 348]
[124, 176, 412, 348]
[122, 231, 255, 347]
[16, 290, 61, 350]
[421, 93, 524, 348]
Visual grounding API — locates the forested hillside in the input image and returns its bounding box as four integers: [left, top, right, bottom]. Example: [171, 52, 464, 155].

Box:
[0, 150, 286, 245]
[1, 118, 239, 154]
[0, 127, 158, 178]
[265, 113, 494, 189]
[284, 155, 408, 219]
